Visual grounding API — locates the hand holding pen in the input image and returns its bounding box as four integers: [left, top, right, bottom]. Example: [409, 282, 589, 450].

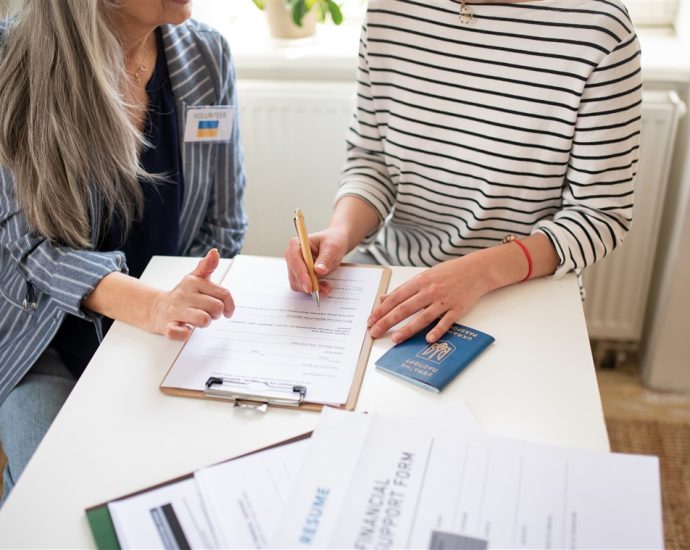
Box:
[292, 209, 321, 307]
[286, 210, 352, 302]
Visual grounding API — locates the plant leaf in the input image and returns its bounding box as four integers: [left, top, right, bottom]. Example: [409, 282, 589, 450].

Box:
[326, 0, 343, 25]
[291, 0, 307, 26]
[315, 1, 326, 23]
[252, 0, 265, 9]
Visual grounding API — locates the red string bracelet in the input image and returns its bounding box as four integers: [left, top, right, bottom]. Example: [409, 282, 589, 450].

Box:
[501, 234, 533, 282]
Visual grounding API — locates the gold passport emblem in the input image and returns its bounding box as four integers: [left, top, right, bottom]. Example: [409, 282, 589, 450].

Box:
[417, 341, 456, 364]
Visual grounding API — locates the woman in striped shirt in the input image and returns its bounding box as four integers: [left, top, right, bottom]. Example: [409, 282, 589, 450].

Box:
[0, 0, 246, 499]
[286, 0, 641, 344]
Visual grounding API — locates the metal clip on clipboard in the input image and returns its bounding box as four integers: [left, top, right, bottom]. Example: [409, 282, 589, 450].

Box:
[204, 377, 307, 412]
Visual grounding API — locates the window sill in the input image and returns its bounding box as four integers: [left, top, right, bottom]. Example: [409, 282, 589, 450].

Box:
[638, 28, 690, 84]
[228, 20, 360, 81]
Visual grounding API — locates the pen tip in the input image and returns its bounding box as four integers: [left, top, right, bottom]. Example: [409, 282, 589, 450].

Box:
[312, 291, 320, 308]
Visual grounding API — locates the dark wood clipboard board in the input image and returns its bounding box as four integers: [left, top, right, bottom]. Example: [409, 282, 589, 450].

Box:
[159, 260, 391, 412]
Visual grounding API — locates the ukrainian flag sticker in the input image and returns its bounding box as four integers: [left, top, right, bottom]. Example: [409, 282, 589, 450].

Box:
[197, 119, 219, 138]
[184, 105, 233, 143]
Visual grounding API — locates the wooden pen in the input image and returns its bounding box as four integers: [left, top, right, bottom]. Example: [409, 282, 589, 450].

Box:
[293, 209, 320, 307]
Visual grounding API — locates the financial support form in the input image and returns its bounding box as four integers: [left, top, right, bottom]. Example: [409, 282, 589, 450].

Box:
[161, 255, 389, 408]
[271, 408, 663, 549]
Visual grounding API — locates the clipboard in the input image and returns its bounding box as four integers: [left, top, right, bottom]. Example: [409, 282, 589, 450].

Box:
[85, 432, 313, 550]
[160, 257, 391, 412]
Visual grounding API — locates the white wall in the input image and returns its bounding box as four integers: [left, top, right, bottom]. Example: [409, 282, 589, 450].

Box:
[641, 134, 690, 391]
[677, 0, 690, 40]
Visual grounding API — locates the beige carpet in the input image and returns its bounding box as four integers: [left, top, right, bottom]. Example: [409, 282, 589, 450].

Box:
[607, 417, 690, 550]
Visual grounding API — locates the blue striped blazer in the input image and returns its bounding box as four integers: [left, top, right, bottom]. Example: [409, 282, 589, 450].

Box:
[0, 19, 247, 405]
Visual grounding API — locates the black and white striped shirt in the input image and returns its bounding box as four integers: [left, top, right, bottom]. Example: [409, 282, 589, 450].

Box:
[337, 0, 641, 276]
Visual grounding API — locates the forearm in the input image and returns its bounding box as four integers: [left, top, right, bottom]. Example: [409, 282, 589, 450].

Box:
[83, 271, 161, 330]
[328, 195, 381, 252]
[367, 233, 560, 344]
[82, 250, 232, 340]
[474, 233, 560, 294]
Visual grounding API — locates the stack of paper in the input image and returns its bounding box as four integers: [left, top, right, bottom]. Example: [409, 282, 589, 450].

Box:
[101, 404, 663, 549]
[105, 439, 311, 549]
[272, 408, 663, 549]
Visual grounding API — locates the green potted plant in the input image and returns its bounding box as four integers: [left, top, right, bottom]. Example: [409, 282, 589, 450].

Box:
[253, 0, 344, 39]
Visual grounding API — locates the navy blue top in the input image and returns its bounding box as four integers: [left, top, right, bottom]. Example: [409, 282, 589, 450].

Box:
[52, 28, 184, 378]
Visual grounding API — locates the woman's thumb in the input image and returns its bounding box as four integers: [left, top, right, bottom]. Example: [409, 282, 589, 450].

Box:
[314, 244, 340, 276]
[192, 248, 220, 279]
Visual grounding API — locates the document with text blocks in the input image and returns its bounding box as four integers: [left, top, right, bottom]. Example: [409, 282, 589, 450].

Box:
[271, 408, 663, 549]
[161, 255, 390, 410]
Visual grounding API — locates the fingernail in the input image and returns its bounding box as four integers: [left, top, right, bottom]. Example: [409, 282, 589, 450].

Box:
[315, 262, 326, 271]
[370, 326, 380, 338]
[392, 333, 401, 343]
[303, 283, 311, 293]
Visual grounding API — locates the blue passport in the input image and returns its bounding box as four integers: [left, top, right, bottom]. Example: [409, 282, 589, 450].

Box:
[375, 322, 495, 392]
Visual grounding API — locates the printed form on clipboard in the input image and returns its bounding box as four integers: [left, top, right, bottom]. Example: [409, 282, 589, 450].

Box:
[160, 255, 391, 411]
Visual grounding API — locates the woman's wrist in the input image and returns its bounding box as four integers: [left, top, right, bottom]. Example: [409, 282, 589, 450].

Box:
[145, 287, 169, 334]
[472, 233, 559, 293]
[454, 249, 510, 296]
[84, 271, 165, 333]
[329, 196, 380, 251]
[465, 242, 532, 294]
[491, 243, 530, 290]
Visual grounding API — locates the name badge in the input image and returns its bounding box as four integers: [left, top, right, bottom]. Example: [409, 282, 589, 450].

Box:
[184, 106, 234, 143]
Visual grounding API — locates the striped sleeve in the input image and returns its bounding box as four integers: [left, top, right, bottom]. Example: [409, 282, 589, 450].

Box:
[188, 33, 247, 258]
[336, 21, 395, 239]
[0, 169, 126, 318]
[534, 32, 641, 276]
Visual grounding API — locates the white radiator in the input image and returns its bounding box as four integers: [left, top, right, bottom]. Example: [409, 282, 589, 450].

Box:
[237, 80, 355, 257]
[237, 82, 684, 343]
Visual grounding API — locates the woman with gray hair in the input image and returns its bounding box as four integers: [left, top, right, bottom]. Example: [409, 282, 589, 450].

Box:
[0, 0, 247, 500]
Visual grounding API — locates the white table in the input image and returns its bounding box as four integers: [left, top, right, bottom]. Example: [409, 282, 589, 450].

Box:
[0, 256, 608, 548]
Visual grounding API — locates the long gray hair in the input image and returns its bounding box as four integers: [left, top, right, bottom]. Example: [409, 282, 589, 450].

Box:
[0, 0, 146, 248]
